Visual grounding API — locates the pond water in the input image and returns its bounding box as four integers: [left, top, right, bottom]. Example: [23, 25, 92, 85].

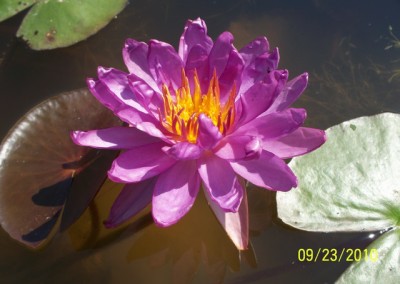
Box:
[0, 0, 399, 283]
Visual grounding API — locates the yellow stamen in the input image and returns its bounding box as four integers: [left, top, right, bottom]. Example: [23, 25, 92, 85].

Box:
[160, 68, 236, 143]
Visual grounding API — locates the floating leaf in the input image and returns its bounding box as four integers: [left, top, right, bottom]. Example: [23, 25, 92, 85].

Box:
[336, 229, 400, 283]
[0, 0, 37, 22]
[0, 89, 120, 248]
[277, 113, 400, 232]
[12, 0, 128, 50]
[276, 113, 400, 282]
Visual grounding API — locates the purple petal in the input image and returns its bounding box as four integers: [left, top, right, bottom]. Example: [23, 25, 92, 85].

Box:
[127, 73, 163, 111]
[236, 70, 288, 125]
[122, 39, 159, 91]
[198, 154, 243, 212]
[115, 107, 167, 140]
[235, 108, 307, 140]
[184, 45, 209, 92]
[87, 78, 122, 112]
[148, 40, 184, 90]
[152, 160, 200, 226]
[97, 67, 147, 113]
[197, 114, 222, 149]
[207, 32, 244, 101]
[239, 45, 280, 95]
[239, 36, 270, 65]
[263, 127, 326, 159]
[163, 142, 203, 160]
[230, 150, 297, 191]
[205, 177, 249, 250]
[104, 178, 156, 228]
[71, 127, 160, 149]
[179, 18, 213, 64]
[214, 135, 261, 160]
[267, 72, 308, 113]
[108, 142, 176, 183]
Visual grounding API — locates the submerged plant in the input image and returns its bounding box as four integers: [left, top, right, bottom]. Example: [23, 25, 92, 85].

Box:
[72, 18, 326, 249]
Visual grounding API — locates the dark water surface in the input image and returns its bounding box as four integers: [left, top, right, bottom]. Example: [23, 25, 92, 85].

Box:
[0, 0, 400, 283]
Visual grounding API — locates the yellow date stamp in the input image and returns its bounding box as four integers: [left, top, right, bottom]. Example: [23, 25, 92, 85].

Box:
[297, 248, 379, 262]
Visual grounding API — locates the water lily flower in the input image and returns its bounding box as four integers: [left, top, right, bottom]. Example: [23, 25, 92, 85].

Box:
[71, 18, 326, 237]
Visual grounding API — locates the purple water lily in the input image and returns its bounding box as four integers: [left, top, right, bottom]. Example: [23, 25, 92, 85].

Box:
[72, 18, 326, 241]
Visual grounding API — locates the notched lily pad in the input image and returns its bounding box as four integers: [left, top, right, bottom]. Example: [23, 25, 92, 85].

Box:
[0, 89, 120, 248]
[277, 113, 400, 232]
[7, 0, 128, 50]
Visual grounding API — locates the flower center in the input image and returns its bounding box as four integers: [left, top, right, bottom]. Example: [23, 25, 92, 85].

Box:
[160, 69, 236, 143]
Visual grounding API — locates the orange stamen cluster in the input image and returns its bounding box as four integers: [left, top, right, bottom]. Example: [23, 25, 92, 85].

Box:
[160, 69, 236, 143]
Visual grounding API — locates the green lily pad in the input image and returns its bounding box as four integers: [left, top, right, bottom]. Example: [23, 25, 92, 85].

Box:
[13, 0, 128, 50]
[276, 113, 400, 283]
[0, 0, 38, 22]
[0, 89, 120, 248]
[277, 113, 400, 232]
[336, 228, 400, 283]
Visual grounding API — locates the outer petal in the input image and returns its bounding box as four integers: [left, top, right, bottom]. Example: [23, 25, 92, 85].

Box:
[115, 107, 167, 140]
[235, 108, 307, 140]
[97, 67, 147, 113]
[108, 142, 176, 183]
[197, 114, 222, 149]
[267, 72, 308, 113]
[104, 178, 156, 228]
[198, 154, 243, 212]
[206, 178, 249, 250]
[71, 126, 159, 149]
[152, 160, 200, 226]
[163, 142, 203, 160]
[239, 36, 270, 66]
[122, 39, 159, 91]
[148, 40, 184, 90]
[214, 135, 261, 160]
[236, 70, 288, 125]
[263, 127, 327, 159]
[178, 18, 213, 63]
[230, 150, 297, 191]
[87, 78, 122, 112]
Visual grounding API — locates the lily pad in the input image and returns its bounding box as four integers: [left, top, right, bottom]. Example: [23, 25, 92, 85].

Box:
[336, 228, 400, 283]
[277, 113, 400, 232]
[276, 113, 400, 282]
[0, 0, 37, 22]
[7, 0, 128, 50]
[0, 89, 120, 248]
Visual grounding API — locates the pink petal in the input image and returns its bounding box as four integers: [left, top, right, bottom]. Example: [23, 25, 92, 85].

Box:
[236, 108, 306, 140]
[267, 72, 308, 113]
[97, 67, 147, 113]
[239, 36, 270, 65]
[127, 73, 163, 111]
[263, 127, 326, 159]
[208, 32, 243, 101]
[185, 45, 209, 92]
[108, 142, 176, 183]
[205, 178, 249, 250]
[104, 178, 156, 228]
[87, 78, 122, 112]
[230, 150, 297, 191]
[178, 18, 213, 64]
[115, 107, 167, 140]
[71, 126, 159, 149]
[237, 69, 288, 125]
[214, 135, 261, 160]
[197, 114, 222, 149]
[148, 40, 184, 90]
[152, 160, 200, 226]
[122, 38, 159, 91]
[163, 142, 203, 160]
[198, 154, 243, 212]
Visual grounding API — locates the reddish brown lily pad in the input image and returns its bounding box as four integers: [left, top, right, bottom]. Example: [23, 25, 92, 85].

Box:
[0, 89, 120, 248]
